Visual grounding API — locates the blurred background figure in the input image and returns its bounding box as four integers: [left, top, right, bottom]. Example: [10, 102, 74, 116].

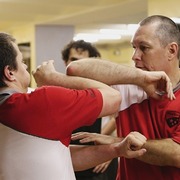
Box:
[61, 40, 118, 180]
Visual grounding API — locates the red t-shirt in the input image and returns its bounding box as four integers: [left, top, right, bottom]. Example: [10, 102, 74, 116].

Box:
[0, 86, 103, 146]
[113, 84, 180, 180]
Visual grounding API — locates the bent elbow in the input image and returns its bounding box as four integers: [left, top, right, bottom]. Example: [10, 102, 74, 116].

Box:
[108, 91, 121, 115]
[66, 61, 78, 76]
[98, 89, 121, 117]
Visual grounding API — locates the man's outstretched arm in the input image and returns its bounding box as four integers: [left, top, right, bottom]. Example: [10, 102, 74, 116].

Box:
[70, 132, 147, 171]
[66, 58, 174, 100]
[32, 60, 121, 117]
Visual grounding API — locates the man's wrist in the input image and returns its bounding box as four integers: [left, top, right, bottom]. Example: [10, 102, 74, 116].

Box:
[134, 68, 146, 87]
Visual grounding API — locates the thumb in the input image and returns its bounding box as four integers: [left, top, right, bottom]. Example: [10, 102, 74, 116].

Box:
[127, 148, 147, 158]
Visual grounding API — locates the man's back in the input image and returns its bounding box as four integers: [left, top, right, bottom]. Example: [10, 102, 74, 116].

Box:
[0, 123, 75, 180]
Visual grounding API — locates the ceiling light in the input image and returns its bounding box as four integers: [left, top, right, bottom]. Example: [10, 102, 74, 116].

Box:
[73, 33, 121, 43]
[100, 24, 138, 36]
[73, 24, 138, 43]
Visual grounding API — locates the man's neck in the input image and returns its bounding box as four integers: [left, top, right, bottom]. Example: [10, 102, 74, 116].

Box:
[169, 69, 180, 89]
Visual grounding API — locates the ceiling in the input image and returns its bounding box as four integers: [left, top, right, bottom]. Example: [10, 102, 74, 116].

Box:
[0, 0, 148, 43]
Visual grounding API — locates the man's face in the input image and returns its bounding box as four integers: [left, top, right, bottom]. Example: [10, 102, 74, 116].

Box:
[131, 24, 169, 72]
[65, 48, 90, 66]
[12, 42, 30, 91]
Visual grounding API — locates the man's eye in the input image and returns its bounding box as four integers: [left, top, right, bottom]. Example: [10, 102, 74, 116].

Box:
[70, 58, 78, 61]
[140, 46, 148, 51]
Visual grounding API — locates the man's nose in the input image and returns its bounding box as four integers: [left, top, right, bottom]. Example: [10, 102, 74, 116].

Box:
[132, 49, 142, 62]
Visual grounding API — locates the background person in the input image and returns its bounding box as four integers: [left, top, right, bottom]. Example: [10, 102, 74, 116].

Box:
[61, 39, 117, 180]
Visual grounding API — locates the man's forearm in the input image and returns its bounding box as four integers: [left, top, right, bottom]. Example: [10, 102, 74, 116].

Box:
[137, 138, 180, 168]
[66, 58, 143, 86]
[71, 131, 147, 171]
[36, 71, 110, 90]
[70, 144, 118, 171]
[67, 58, 175, 100]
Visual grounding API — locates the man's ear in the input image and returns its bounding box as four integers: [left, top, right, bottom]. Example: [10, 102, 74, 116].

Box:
[167, 42, 178, 61]
[4, 65, 15, 81]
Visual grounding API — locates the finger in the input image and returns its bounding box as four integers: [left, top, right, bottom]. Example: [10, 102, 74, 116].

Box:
[166, 81, 175, 100]
[128, 132, 147, 150]
[127, 148, 147, 158]
[71, 134, 96, 143]
[131, 132, 147, 142]
[93, 165, 102, 173]
[41, 60, 54, 66]
[48, 59, 54, 64]
[72, 132, 90, 137]
[42, 61, 48, 66]
[71, 132, 84, 136]
[79, 137, 95, 143]
[151, 92, 162, 100]
[98, 162, 111, 173]
[93, 164, 107, 173]
[165, 77, 172, 99]
[71, 132, 89, 140]
[100, 164, 109, 173]
[163, 74, 175, 100]
[71, 134, 87, 140]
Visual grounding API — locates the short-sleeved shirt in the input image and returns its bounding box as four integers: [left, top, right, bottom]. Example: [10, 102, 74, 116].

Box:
[0, 86, 103, 180]
[113, 84, 180, 180]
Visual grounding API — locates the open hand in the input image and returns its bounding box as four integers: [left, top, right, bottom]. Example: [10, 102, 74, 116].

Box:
[71, 132, 120, 145]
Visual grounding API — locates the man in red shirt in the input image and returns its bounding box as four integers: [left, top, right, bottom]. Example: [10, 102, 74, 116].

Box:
[63, 15, 180, 180]
[0, 32, 150, 180]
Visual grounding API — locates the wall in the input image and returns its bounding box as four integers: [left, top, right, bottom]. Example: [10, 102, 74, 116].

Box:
[96, 40, 134, 66]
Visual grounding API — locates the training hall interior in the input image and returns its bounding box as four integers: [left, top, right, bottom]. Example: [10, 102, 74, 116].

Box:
[1, 0, 180, 87]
